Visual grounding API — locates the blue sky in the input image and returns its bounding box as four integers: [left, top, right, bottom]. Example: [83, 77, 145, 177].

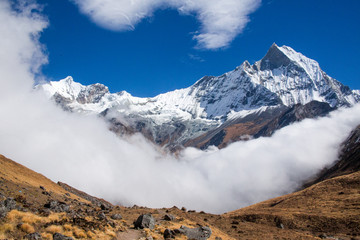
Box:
[38, 0, 360, 97]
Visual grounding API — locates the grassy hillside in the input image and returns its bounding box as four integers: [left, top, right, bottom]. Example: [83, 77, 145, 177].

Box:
[0, 153, 359, 239]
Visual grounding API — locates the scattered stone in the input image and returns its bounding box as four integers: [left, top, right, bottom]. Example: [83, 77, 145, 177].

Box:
[24, 232, 42, 240]
[0, 197, 16, 218]
[277, 223, 284, 229]
[15, 195, 26, 204]
[274, 217, 284, 229]
[100, 203, 110, 211]
[163, 214, 175, 221]
[231, 221, 239, 225]
[4, 197, 16, 210]
[110, 213, 122, 220]
[108, 220, 116, 228]
[0, 205, 7, 218]
[39, 186, 45, 191]
[164, 229, 176, 239]
[178, 225, 212, 240]
[53, 233, 74, 240]
[42, 191, 51, 196]
[44, 200, 70, 212]
[188, 210, 196, 213]
[38, 208, 51, 216]
[319, 233, 328, 239]
[134, 214, 155, 229]
[17, 222, 23, 229]
[98, 212, 106, 220]
[181, 207, 187, 212]
[57, 182, 113, 210]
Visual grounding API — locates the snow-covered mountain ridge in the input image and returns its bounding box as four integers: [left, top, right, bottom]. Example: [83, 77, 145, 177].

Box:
[38, 44, 360, 148]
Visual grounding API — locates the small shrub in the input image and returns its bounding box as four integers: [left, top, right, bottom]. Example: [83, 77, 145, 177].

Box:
[0, 232, 8, 239]
[21, 223, 35, 233]
[41, 232, 53, 240]
[21, 212, 42, 224]
[63, 224, 73, 231]
[63, 231, 75, 238]
[6, 209, 21, 222]
[105, 228, 116, 238]
[0, 223, 14, 233]
[73, 226, 87, 238]
[45, 225, 63, 234]
[48, 213, 66, 222]
[86, 230, 95, 238]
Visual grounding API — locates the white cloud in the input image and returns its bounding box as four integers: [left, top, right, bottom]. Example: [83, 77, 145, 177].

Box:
[1, 0, 360, 214]
[71, 0, 261, 49]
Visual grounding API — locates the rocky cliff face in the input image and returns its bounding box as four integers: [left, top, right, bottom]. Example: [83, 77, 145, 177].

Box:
[38, 44, 359, 149]
[303, 124, 360, 188]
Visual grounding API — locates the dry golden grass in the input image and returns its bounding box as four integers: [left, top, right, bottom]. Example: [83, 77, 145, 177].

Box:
[104, 228, 117, 238]
[63, 223, 72, 231]
[86, 230, 95, 238]
[63, 231, 75, 238]
[41, 232, 53, 240]
[213, 171, 360, 239]
[48, 212, 67, 222]
[91, 230, 115, 240]
[45, 225, 63, 234]
[6, 209, 67, 226]
[20, 223, 35, 234]
[0, 232, 10, 239]
[73, 226, 87, 238]
[0, 155, 67, 196]
[0, 155, 90, 206]
[0, 223, 14, 233]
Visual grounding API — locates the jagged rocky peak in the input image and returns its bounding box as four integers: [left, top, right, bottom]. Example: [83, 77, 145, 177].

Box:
[77, 83, 109, 104]
[259, 43, 292, 70]
[40, 76, 109, 104]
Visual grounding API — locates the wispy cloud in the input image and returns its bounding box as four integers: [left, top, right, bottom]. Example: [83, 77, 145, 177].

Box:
[188, 53, 205, 62]
[71, 0, 261, 50]
[1, 0, 360, 214]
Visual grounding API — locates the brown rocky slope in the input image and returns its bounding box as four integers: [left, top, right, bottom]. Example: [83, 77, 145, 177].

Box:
[0, 122, 359, 239]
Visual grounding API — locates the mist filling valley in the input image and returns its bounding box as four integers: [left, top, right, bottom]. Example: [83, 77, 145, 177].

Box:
[0, 1, 359, 214]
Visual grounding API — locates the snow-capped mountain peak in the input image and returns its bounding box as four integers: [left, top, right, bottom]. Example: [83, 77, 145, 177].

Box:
[41, 76, 83, 99]
[257, 43, 320, 80]
[38, 44, 359, 149]
[40, 76, 110, 105]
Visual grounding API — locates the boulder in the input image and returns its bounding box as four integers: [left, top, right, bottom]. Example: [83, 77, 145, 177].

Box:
[98, 212, 106, 220]
[4, 197, 16, 210]
[0, 197, 17, 218]
[178, 226, 212, 240]
[110, 213, 122, 220]
[53, 233, 74, 240]
[24, 232, 42, 240]
[164, 229, 176, 239]
[134, 214, 155, 229]
[163, 214, 175, 221]
[44, 201, 69, 212]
